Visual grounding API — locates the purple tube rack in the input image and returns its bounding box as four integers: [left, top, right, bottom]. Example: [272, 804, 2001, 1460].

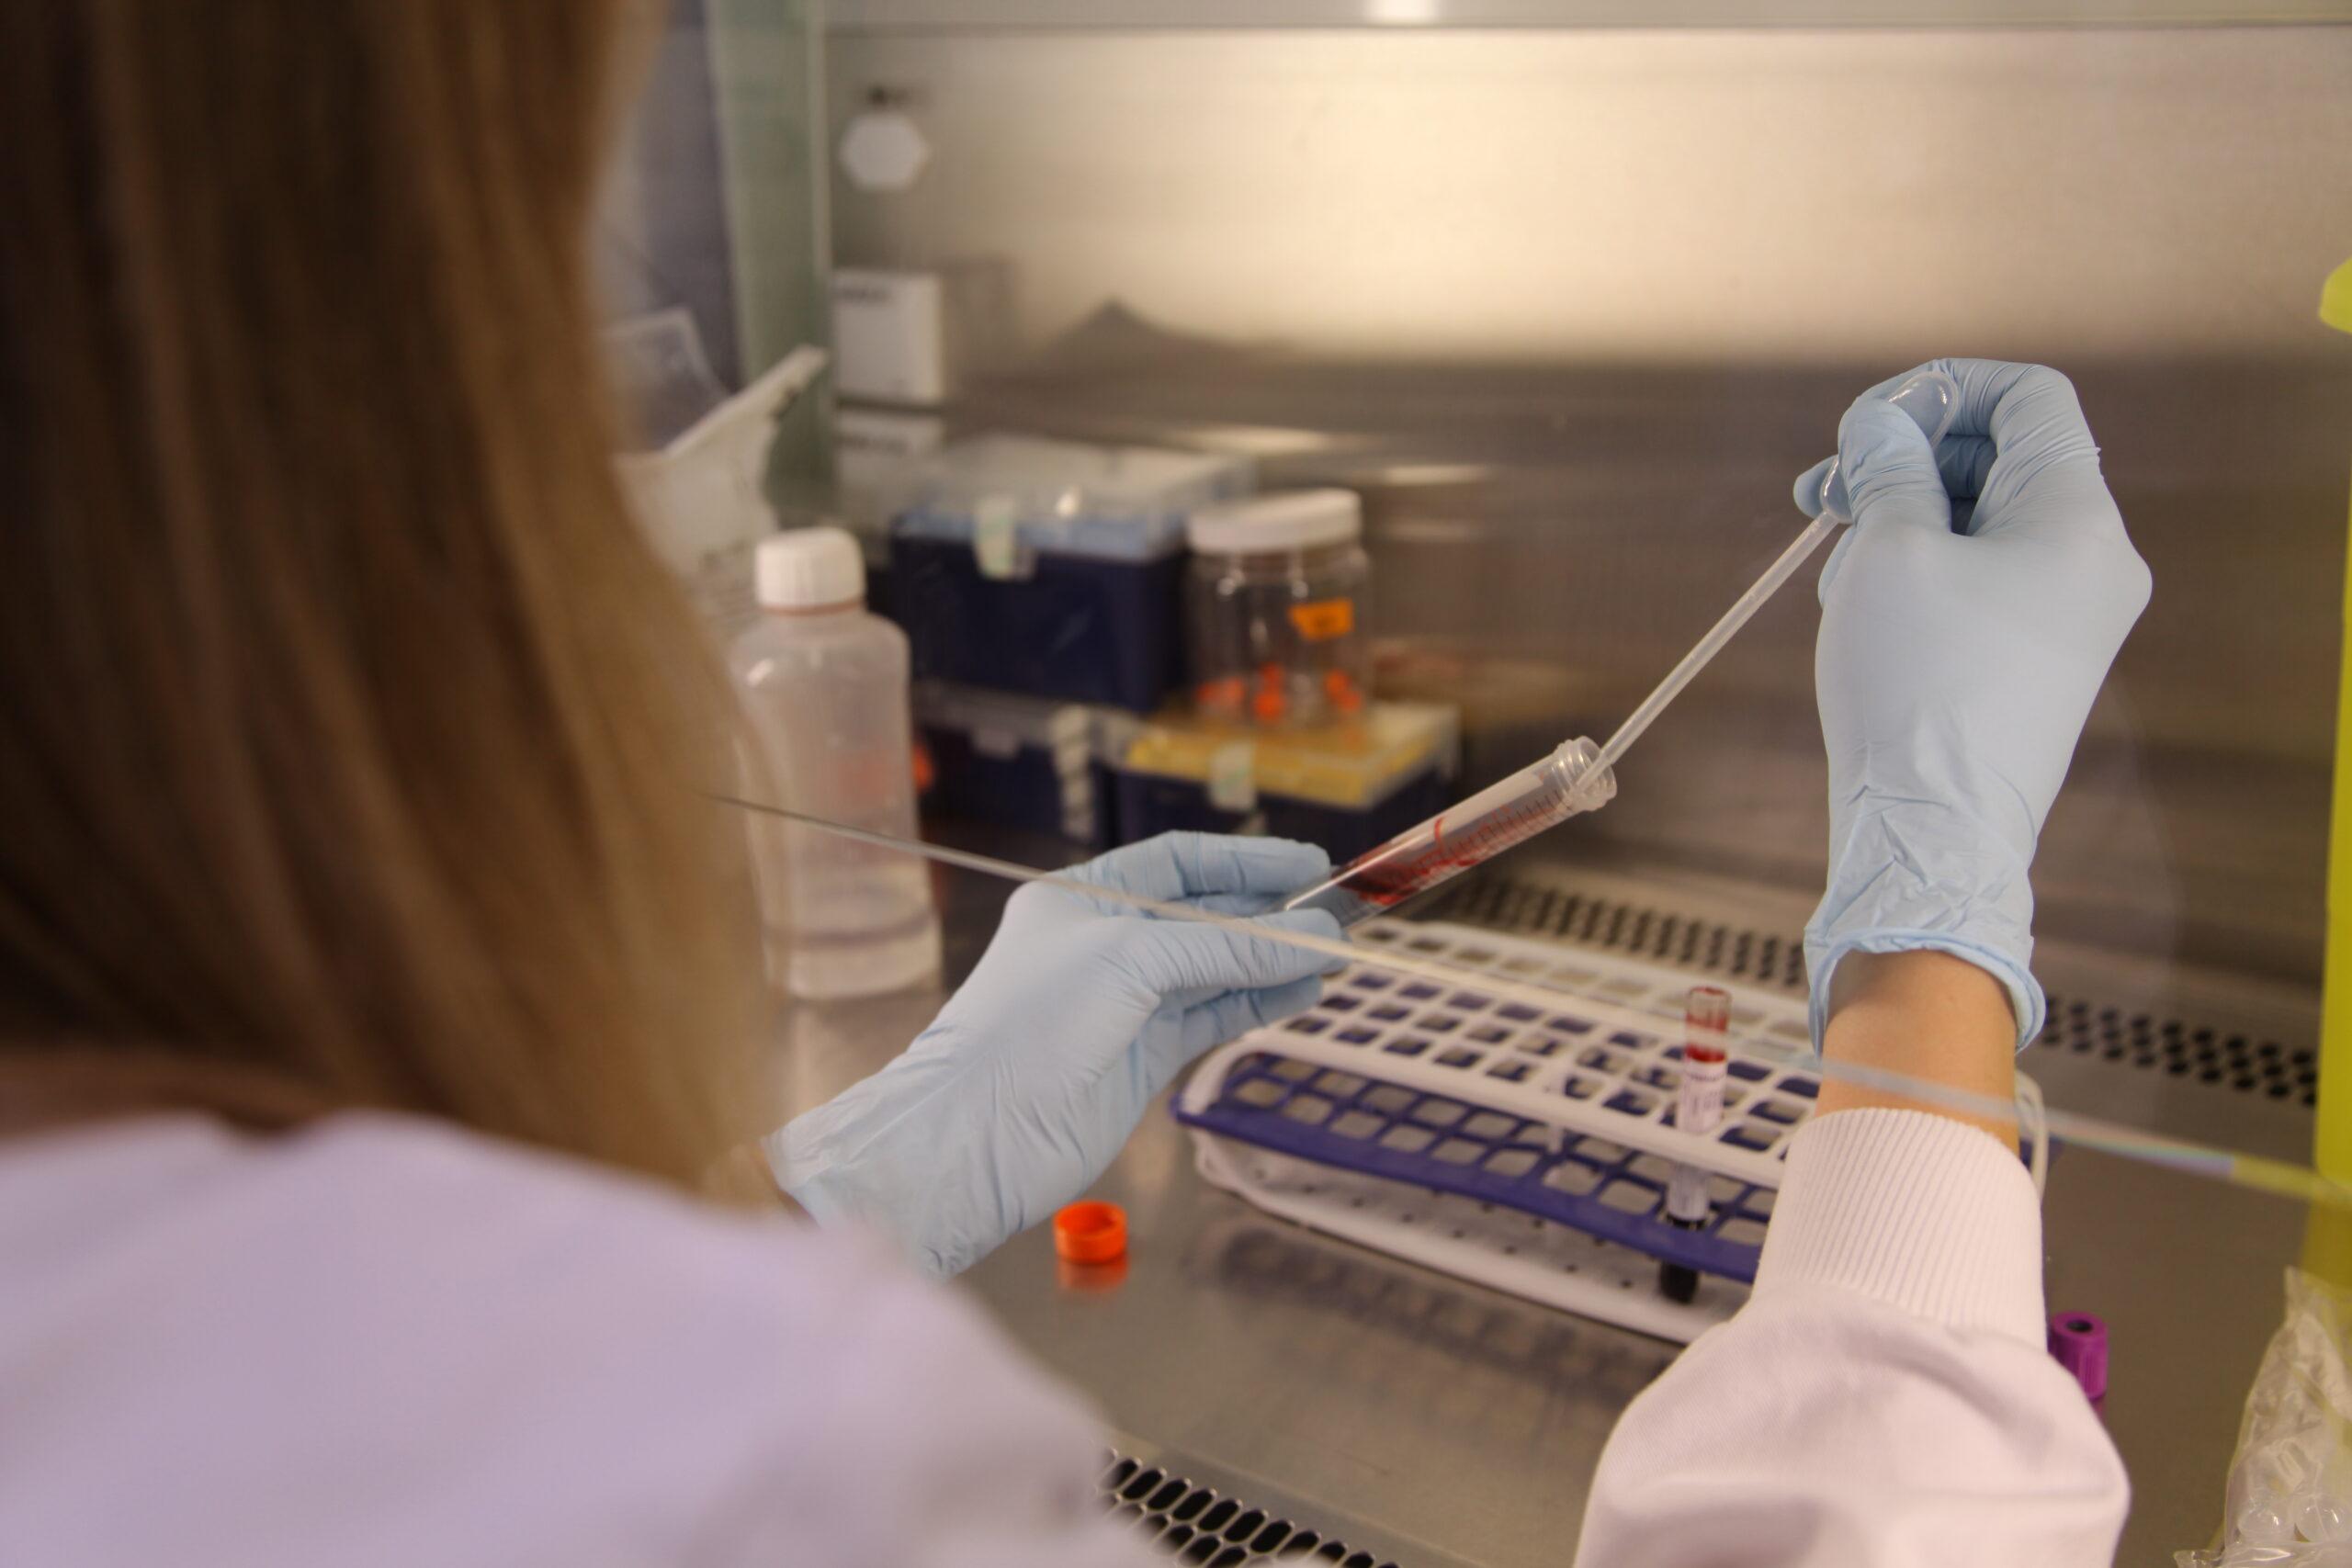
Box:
[1176, 922, 2046, 1301]
[1174, 1041, 1796, 1283]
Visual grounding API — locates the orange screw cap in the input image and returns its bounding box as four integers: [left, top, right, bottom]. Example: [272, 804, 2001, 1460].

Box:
[1054, 1201, 1127, 1264]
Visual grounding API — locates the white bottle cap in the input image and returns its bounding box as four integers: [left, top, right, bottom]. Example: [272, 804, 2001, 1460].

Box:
[1185, 489, 1361, 555]
[754, 525, 866, 610]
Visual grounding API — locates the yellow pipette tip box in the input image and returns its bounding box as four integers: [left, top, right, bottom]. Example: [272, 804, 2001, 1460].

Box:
[1105, 701, 1460, 811]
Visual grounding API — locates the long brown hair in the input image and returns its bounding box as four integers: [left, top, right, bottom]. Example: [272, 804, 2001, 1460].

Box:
[0, 2, 766, 1187]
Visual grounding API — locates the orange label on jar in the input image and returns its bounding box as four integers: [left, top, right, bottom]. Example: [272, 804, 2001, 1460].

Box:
[1288, 598, 1355, 641]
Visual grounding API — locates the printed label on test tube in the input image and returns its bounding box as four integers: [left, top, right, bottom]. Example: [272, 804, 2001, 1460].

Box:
[1667, 986, 1733, 1225]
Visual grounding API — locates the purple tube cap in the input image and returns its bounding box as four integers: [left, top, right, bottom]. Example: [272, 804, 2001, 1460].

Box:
[2048, 1310, 2109, 1404]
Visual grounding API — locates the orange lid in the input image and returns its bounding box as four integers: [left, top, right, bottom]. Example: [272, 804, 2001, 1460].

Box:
[1053, 1201, 1127, 1264]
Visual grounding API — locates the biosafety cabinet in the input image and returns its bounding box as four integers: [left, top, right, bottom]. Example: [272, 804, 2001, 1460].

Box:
[608, 6, 2352, 1561]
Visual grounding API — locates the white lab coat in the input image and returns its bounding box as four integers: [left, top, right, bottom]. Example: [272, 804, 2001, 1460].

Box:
[1574, 1109, 2130, 1566]
[0, 1107, 2125, 1566]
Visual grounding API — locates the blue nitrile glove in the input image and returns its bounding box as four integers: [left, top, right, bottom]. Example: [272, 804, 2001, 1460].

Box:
[1793, 359, 2151, 1050]
[766, 833, 1344, 1276]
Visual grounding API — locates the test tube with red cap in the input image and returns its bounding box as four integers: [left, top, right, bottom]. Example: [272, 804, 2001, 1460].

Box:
[1659, 985, 1733, 1303]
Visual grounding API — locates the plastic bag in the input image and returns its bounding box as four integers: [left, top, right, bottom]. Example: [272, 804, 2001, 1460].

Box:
[2181, 1270, 2352, 1565]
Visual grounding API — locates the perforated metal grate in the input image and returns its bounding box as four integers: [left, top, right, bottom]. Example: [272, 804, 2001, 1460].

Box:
[1430, 874, 2317, 1108]
[1437, 878, 1809, 991]
[1098, 1453, 1398, 1567]
[2037, 990, 2315, 1107]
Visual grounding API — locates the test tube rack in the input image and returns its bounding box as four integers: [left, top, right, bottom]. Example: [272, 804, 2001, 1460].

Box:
[1173, 920, 2048, 1344]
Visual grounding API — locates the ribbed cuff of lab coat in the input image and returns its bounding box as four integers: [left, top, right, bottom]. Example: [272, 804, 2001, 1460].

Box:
[1753, 1108, 2047, 1347]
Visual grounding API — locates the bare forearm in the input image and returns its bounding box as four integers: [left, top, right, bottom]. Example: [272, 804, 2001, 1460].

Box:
[1816, 951, 2018, 1151]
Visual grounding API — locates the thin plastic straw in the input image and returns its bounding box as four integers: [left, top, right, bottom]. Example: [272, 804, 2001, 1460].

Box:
[1588, 366, 1956, 780]
[1587, 511, 1838, 777]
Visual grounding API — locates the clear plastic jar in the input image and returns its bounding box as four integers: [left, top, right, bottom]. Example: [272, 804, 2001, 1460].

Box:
[1184, 490, 1372, 728]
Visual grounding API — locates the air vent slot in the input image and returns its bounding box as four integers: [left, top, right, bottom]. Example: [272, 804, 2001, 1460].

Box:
[1428, 875, 2314, 1107]
[1436, 877, 1807, 991]
[1099, 1453, 1396, 1567]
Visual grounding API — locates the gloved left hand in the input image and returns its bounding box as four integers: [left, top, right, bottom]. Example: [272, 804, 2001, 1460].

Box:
[766, 833, 1343, 1277]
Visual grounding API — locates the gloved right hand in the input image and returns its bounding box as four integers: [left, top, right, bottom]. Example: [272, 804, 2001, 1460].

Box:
[767, 833, 1341, 1278]
[1793, 360, 2151, 1050]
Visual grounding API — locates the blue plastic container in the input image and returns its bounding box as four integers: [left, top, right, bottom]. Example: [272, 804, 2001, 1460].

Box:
[888, 436, 1252, 713]
[915, 683, 1102, 845]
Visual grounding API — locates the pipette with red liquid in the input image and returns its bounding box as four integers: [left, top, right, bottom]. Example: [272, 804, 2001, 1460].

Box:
[1281, 368, 1959, 931]
[1281, 738, 1616, 927]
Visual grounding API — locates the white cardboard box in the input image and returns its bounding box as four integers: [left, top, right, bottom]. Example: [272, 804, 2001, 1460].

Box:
[830, 264, 1012, 405]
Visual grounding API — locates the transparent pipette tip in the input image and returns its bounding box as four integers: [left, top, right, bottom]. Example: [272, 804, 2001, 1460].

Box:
[1811, 367, 1960, 523]
[1557, 735, 1618, 808]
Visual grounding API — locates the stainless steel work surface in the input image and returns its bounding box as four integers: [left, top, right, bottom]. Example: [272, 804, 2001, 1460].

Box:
[979, 1105, 1674, 1566]
[801, 854, 2322, 1566]
[964, 1053, 2304, 1568]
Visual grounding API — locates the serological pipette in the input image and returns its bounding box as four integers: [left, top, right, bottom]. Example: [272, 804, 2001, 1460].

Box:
[1283, 369, 1960, 928]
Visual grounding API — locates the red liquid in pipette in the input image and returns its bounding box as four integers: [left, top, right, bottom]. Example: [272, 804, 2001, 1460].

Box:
[1320, 795, 1568, 907]
[1283, 739, 1616, 925]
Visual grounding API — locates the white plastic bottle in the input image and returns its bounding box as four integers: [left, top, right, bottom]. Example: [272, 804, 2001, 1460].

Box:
[730, 526, 940, 999]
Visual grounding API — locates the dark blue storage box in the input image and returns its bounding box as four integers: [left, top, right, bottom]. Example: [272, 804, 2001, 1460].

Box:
[915, 684, 1102, 845]
[886, 435, 1252, 714]
[892, 539, 1185, 713]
